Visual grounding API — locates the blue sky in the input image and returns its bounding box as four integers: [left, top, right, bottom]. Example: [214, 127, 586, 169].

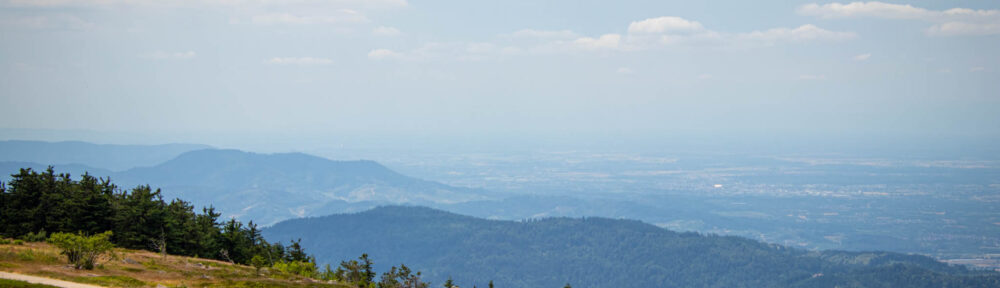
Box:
[0, 1, 997, 152]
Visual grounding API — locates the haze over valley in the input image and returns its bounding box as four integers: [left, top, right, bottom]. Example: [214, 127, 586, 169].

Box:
[2, 0, 999, 287]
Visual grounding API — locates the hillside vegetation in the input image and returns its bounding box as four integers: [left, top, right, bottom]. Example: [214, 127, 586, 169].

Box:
[0, 239, 348, 288]
[265, 206, 1000, 288]
[0, 167, 432, 288]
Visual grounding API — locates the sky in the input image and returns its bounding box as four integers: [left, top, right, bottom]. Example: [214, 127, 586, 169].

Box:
[0, 1, 998, 154]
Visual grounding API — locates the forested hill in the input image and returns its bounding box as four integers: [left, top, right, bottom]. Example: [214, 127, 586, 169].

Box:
[263, 206, 1000, 288]
[0, 140, 210, 171]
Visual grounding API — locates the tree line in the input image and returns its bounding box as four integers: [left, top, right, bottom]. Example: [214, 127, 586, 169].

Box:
[0, 167, 311, 266]
[0, 167, 442, 287]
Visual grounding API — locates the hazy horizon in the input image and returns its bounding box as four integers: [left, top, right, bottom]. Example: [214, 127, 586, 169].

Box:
[2, 0, 998, 155]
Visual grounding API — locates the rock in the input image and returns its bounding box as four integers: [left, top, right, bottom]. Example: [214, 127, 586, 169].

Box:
[123, 258, 139, 264]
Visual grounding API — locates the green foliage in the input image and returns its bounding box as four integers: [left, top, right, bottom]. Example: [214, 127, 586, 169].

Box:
[334, 254, 380, 287]
[48, 231, 115, 269]
[251, 255, 267, 275]
[0, 167, 312, 268]
[21, 229, 47, 242]
[12, 239, 24, 245]
[272, 260, 318, 278]
[442, 277, 454, 288]
[378, 263, 429, 288]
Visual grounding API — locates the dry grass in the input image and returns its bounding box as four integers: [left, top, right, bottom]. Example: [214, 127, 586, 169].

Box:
[0, 239, 351, 288]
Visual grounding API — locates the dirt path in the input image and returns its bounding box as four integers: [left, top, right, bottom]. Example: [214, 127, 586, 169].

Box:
[0, 271, 106, 288]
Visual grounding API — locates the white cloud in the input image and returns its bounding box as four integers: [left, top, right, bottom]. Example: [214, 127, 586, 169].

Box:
[506, 29, 578, 39]
[738, 24, 856, 43]
[372, 26, 400, 36]
[142, 51, 196, 60]
[573, 34, 621, 50]
[369, 17, 854, 60]
[251, 10, 368, 25]
[627, 16, 703, 34]
[797, 2, 931, 19]
[854, 53, 871, 61]
[926, 22, 1000, 36]
[265, 57, 333, 65]
[367, 49, 404, 60]
[798, 2, 1000, 36]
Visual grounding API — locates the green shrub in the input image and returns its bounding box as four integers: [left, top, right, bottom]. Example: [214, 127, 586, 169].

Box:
[271, 260, 318, 278]
[13, 239, 24, 245]
[251, 255, 267, 275]
[17, 249, 37, 261]
[0, 238, 11, 245]
[20, 229, 47, 242]
[48, 231, 115, 270]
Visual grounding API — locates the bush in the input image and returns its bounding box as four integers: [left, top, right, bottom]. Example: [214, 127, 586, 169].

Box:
[13, 240, 24, 245]
[20, 230, 47, 242]
[271, 260, 317, 278]
[251, 255, 267, 275]
[48, 231, 115, 270]
[0, 238, 10, 245]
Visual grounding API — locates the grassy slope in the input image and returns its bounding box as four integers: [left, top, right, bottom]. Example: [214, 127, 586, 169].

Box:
[0, 240, 350, 288]
[0, 278, 60, 288]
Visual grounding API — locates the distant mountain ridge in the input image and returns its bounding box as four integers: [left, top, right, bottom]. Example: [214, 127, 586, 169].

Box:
[0, 146, 490, 225]
[0, 140, 211, 171]
[263, 206, 1000, 288]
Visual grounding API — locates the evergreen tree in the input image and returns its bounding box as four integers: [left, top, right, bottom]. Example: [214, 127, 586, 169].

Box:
[360, 253, 375, 284]
[0, 167, 318, 267]
[443, 277, 454, 288]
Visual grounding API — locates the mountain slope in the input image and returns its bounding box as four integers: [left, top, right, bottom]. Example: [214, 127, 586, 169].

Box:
[263, 206, 1000, 288]
[111, 149, 489, 225]
[0, 140, 210, 171]
[0, 147, 490, 226]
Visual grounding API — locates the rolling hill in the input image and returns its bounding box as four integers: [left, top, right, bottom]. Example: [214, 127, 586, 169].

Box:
[2, 148, 491, 225]
[263, 206, 1000, 288]
[114, 149, 490, 225]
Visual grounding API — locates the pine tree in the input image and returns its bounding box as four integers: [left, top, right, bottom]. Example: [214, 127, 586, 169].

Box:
[443, 277, 454, 288]
[360, 253, 375, 284]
